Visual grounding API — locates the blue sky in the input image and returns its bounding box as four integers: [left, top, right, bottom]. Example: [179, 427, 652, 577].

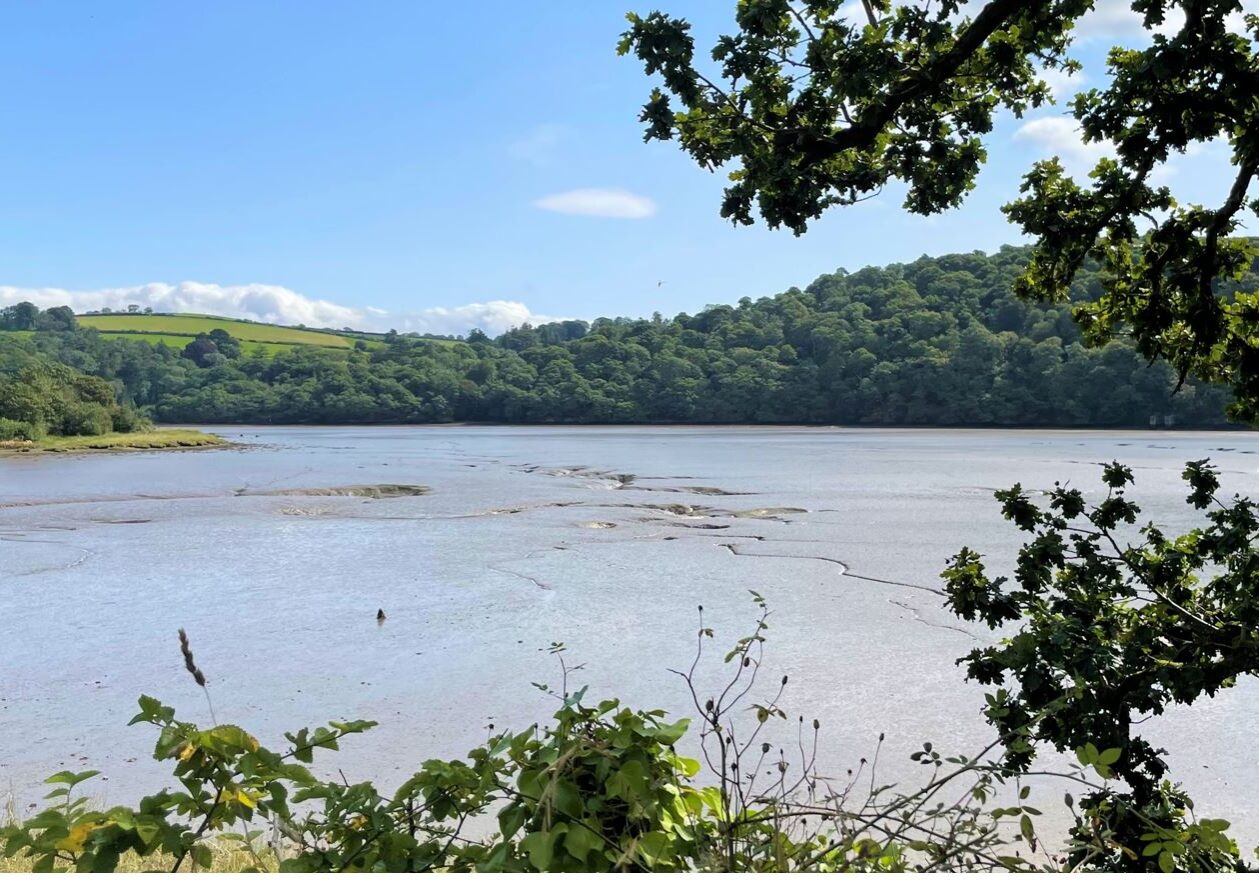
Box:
[0, 1, 1248, 334]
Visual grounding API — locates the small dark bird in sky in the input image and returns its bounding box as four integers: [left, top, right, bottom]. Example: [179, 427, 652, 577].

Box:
[657, 280, 664, 287]
[376, 608, 386, 624]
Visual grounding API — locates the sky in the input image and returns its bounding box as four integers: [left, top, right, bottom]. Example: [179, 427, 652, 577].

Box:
[0, 0, 1251, 335]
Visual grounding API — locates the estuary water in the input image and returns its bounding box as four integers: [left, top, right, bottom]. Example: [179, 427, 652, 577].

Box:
[2, 425, 1259, 840]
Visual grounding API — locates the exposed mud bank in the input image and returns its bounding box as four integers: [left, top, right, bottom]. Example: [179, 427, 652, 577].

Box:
[240, 484, 430, 499]
[0, 484, 430, 509]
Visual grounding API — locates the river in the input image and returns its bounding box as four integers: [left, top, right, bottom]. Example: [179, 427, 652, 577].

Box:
[2, 426, 1258, 844]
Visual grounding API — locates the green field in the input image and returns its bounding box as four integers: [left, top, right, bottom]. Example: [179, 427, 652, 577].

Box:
[78, 314, 356, 348]
[96, 331, 298, 356]
[1, 313, 438, 355]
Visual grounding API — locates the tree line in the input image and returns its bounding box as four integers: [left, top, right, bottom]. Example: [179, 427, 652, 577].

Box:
[1, 246, 1244, 428]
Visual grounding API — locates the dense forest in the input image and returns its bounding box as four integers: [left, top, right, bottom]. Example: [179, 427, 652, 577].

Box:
[1, 245, 1249, 427]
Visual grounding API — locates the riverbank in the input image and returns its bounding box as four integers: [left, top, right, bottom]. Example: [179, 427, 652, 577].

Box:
[0, 428, 227, 453]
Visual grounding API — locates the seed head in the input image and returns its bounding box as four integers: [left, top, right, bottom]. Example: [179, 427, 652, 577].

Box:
[178, 628, 208, 687]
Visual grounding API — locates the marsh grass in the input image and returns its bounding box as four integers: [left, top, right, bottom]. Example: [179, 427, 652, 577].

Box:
[0, 429, 225, 452]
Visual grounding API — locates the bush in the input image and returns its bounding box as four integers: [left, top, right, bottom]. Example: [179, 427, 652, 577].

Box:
[57, 401, 113, 436]
[0, 417, 44, 441]
[110, 405, 149, 433]
[0, 612, 1078, 873]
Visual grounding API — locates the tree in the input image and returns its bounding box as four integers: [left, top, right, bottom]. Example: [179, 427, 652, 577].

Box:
[943, 461, 1256, 870]
[181, 335, 221, 368]
[620, 0, 1259, 417]
[37, 306, 77, 332]
[206, 328, 241, 360]
[0, 301, 40, 331]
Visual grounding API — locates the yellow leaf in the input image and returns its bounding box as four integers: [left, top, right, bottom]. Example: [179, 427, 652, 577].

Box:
[55, 821, 102, 854]
[218, 786, 257, 808]
[178, 742, 196, 761]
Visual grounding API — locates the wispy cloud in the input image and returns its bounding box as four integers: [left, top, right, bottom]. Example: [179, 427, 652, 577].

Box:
[1012, 117, 1229, 190]
[507, 124, 569, 166]
[0, 282, 562, 337]
[534, 188, 657, 219]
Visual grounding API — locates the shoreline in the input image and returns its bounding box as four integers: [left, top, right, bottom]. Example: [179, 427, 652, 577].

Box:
[178, 421, 1257, 434]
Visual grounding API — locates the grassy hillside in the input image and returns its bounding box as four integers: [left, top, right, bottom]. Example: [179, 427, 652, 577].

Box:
[94, 331, 300, 356]
[78, 313, 357, 349]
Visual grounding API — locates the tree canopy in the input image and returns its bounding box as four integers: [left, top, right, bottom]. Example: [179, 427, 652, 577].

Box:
[620, 0, 1259, 418]
[0, 247, 1243, 427]
[0, 354, 145, 441]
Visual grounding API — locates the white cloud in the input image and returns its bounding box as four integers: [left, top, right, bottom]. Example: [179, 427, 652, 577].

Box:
[0, 282, 362, 328]
[534, 188, 657, 219]
[1072, 0, 1256, 42]
[1073, 0, 1149, 40]
[1013, 116, 1115, 175]
[0, 282, 563, 337]
[391, 300, 562, 336]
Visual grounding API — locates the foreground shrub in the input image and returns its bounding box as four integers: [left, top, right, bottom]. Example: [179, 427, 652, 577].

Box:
[0, 615, 1064, 872]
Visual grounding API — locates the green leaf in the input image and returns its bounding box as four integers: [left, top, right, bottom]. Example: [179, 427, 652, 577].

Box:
[43, 770, 99, 787]
[498, 803, 527, 841]
[564, 823, 602, 863]
[552, 779, 583, 820]
[1019, 814, 1034, 846]
[193, 843, 213, 869]
[653, 719, 689, 745]
[637, 830, 672, 866]
[676, 756, 701, 777]
[134, 820, 161, 847]
[522, 828, 558, 871]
